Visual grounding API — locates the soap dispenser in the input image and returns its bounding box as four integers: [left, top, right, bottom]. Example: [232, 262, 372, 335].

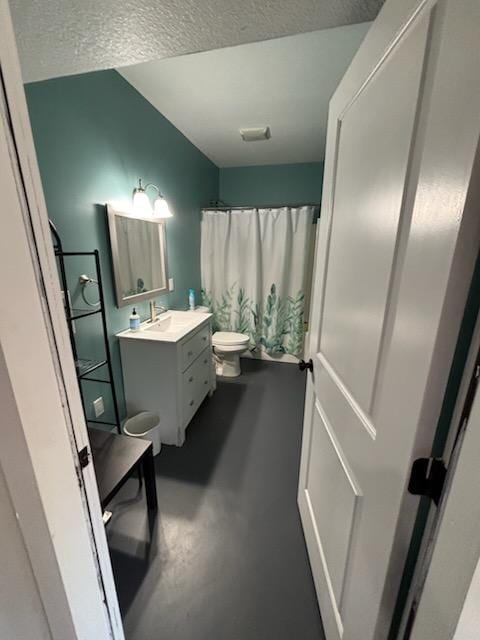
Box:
[188, 288, 196, 311]
[129, 308, 140, 332]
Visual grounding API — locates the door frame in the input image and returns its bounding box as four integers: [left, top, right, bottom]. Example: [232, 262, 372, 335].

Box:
[0, 1, 124, 638]
[410, 335, 480, 639]
[395, 253, 480, 639]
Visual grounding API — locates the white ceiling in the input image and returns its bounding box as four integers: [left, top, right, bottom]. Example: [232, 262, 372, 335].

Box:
[119, 23, 371, 167]
[10, 0, 383, 83]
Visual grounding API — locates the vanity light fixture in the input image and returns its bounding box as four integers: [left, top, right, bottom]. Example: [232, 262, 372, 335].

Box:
[132, 179, 173, 219]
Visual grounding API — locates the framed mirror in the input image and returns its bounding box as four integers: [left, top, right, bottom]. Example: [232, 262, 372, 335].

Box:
[106, 204, 168, 308]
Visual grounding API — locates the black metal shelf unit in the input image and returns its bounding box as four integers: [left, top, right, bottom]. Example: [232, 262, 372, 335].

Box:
[50, 221, 121, 433]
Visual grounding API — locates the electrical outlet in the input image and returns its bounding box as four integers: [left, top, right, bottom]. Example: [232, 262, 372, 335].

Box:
[168, 278, 174, 291]
[93, 397, 104, 418]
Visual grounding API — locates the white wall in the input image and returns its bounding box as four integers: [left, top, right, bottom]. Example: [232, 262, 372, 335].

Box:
[453, 556, 480, 640]
[0, 458, 51, 639]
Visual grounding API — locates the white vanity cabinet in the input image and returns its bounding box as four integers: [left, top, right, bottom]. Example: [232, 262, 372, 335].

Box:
[118, 313, 214, 446]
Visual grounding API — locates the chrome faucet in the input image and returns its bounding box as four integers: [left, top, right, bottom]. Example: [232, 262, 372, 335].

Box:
[149, 300, 168, 323]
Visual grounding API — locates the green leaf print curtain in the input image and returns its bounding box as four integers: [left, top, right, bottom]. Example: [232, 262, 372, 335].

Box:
[201, 206, 315, 358]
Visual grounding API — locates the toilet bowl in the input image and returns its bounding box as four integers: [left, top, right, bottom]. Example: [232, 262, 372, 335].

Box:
[212, 331, 250, 377]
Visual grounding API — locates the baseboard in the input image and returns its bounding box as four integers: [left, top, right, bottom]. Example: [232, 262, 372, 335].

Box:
[241, 350, 300, 364]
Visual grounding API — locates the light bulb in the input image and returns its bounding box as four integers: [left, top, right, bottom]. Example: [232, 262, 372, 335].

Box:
[132, 189, 153, 217]
[153, 195, 173, 219]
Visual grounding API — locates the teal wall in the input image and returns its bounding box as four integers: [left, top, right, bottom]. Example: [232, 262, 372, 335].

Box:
[25, 70, 218, 421]
[219, 162, 323, 207]
[25, 70, 324, 426]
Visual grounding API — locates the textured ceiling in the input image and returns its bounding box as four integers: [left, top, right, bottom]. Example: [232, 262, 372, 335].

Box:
[10, 0, 384, 83]
[120, 23, 371, 167]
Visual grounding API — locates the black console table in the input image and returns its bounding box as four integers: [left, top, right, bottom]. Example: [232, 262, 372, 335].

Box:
[88, 429, 158, 522]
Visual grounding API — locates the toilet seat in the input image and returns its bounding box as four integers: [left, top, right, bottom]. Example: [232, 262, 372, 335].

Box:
[212, 331, 250, 348]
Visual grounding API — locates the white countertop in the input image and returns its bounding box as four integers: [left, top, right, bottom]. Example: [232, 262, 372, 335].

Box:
[116, 310, 212, 343]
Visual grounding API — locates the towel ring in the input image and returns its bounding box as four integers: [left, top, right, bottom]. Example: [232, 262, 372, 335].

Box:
[79, 274, 100, 307]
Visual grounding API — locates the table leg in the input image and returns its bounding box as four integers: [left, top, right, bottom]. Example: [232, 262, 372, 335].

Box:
[141, 447, 158, 512]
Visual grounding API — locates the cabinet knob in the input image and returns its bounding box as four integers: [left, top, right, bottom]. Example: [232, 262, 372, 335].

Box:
[204, 359, 208, 364]
[188, 376, 194, 383]
[188, 350, 193, 357]
[189, 400, 194, 407]
[204, 379, 208, 385]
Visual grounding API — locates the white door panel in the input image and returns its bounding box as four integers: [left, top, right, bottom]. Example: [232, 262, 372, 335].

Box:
[306, 401, 361, 608]
[320, 12, 428, 414]
[298, 0, 480, 639]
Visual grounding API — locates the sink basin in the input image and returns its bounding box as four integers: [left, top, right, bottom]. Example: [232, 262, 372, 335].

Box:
[145, 312, 197, 334]
[117, 310, 212, 343]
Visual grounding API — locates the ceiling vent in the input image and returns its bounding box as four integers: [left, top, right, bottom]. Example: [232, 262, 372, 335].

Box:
[239, 126, 271, 142]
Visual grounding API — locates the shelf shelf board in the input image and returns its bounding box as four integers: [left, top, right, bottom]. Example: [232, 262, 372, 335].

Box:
[81, 376, 110, 384]
[68, 308, 103, 321]
[87, 419, 119, 428]
[76, 358, 107, 379]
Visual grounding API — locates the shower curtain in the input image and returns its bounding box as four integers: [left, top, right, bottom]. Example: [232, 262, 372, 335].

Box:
[201, 206, 315, 358]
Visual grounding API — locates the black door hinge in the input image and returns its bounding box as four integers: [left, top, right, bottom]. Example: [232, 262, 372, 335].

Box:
[408, 457, 447, 506]
[78, 446, 90, 469]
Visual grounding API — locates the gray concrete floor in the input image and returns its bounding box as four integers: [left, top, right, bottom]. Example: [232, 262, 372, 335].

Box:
[107, 359, 324, 640]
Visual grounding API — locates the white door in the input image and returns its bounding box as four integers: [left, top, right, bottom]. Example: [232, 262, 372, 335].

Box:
[298, 0, 480, 639]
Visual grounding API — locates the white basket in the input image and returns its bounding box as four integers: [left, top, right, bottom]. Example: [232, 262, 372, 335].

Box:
[123, 411, 161, 456]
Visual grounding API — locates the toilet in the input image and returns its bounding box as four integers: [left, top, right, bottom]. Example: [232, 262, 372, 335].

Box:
[193, 306, 249, 378]
[211, 331, 250, 377]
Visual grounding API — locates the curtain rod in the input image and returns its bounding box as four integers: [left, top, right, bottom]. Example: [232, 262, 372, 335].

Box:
[202, 203, 320, 211]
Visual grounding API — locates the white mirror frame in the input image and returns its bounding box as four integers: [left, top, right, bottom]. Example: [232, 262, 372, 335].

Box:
[106, 204, 169, 308]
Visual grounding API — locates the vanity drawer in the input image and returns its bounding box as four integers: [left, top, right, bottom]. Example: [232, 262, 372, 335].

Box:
[181, 325, 210, 372]
[181, 349, 211, 426]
